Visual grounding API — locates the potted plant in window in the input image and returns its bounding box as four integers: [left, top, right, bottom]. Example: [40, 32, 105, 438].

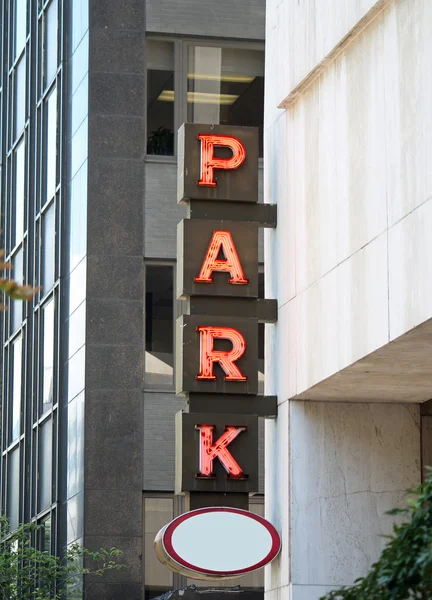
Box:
[147, 126, 174, 155]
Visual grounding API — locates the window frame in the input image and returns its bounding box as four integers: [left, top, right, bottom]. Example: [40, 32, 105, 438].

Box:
[144, 260, 183, 392]
[145, 36, 265, 161]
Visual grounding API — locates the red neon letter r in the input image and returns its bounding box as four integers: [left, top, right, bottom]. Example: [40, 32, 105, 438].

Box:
[196, 326, 247, 381]
[197, 134, 246, 187]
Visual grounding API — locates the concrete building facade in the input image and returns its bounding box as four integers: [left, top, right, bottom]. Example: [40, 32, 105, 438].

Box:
[264, 1, 431, 599]
[0, 0, 266, 598]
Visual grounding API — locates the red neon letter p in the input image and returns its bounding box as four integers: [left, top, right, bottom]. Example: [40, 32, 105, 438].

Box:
[197, 134, 246, 187]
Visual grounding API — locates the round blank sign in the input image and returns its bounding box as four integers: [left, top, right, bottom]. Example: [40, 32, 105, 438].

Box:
[154, 507, 281, 580]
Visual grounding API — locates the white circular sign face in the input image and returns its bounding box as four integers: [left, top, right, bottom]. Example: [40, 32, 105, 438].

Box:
[154, 507, 281, 580]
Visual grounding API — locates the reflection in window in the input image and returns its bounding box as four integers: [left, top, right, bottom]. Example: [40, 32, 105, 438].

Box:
[45, 87, 57, 202]
[69, 164, 87, 270]
[187, 46, 264, 155]
[15, 57, 26, 138]
[14, 0, 27, 59]
[14, 140, 25, 245]
[39, 419, 52, 510]
[42, 203, 55, 291]
[11, 249, 23, 332]
[42, 299, 55, 412]
[40, 516, 51, 553]
[67, 391, 84, 498]
[144, 497, 173, 600]
[11, 336, 22, 441]
[146, 40, 174, 155]
[258, 271, 264, 394]
[7, 449, 20, 530]
[44, 0, 58, 85]
[145, 266, 174, 388]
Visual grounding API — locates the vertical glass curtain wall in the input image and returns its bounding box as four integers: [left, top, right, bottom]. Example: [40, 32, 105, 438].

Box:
[0, 0, 65, 555]
[65, 7, 88, 597]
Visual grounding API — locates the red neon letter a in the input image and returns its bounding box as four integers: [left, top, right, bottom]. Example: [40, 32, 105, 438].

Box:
[194, 230, 248, 285]
[197, 134, 246, 187]
[196, 326, 247, 381]
[196, 424, 247, 479]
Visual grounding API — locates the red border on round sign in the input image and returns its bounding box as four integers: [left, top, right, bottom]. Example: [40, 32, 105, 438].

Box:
[162, 506, 281, 576]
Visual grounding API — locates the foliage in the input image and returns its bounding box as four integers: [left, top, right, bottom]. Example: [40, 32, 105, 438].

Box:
[0, 515, 124, 600]
[147, 126, 174, 155]
[0, 249, 38, 309]
[321, 472, 432, 600]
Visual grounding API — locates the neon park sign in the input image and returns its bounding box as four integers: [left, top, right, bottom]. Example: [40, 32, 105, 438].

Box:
[176, 123, 277, 493]
[154, 124, 279, 580]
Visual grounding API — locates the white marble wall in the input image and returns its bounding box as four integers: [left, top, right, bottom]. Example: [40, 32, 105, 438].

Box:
[264, 1, 427, 599]
[266, 0, 389, 102]
[265, 402, 421, 600]
[265, 0, 432, 399]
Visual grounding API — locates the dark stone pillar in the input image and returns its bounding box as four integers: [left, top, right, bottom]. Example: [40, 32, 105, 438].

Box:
[83, 1, 145, 597]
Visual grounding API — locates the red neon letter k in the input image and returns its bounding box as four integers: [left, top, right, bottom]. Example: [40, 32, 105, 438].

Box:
[196, 424, 247, 478]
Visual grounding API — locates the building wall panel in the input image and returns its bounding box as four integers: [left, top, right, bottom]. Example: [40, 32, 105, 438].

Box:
[146, 0, 265, 40]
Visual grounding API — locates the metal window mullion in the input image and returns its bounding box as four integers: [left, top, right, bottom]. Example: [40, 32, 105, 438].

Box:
[174, 39, 185, 156]
[3, 344, 10, 453]
[55, 0, 67, 562]
[22, 0, 38, 526]
[176, 39, 187, 141]
[0, 0, 8, 516]
[51, 407, 57, 510]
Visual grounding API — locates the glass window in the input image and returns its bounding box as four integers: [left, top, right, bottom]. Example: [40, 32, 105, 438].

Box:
[42, 202, 55, 291]
[146, 40, 174, 156]
[13, 139, 25, 245]
[69, 258, 86, 315]
[67, 345, 85, 402]
[68, 302, 85, 359]
[11, 336, 22, 441]
[11, 248, 23, 332]
[45, 87, 57, 202]
[187, 46, 264, 155]
[144, 497, 173, 600]
[44, 0, 58, 86]
[42, 299, 55, 412]
[67, 391, 84, 498]
[145, 266, 174, 388]
[39, 516, 52, 553]
[258, 271, 264, 394]
[14, 56, 26, 138]
[14, 0, 27, 59]
[7, 449, 20, 530]
[38, 419, 52, 510]
[69, 163, 87, 270]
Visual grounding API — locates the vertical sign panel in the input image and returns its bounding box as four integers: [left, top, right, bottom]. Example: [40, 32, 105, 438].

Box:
[177, 124, 259, 204]
[176, 412, 259, 494]
[176, 315, 258, 396]
[177, 218, 259, 299]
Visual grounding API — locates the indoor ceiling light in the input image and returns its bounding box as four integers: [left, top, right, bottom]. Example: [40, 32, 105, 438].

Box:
[158, 90, 240, 105]
[187, 73, 255, 83]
